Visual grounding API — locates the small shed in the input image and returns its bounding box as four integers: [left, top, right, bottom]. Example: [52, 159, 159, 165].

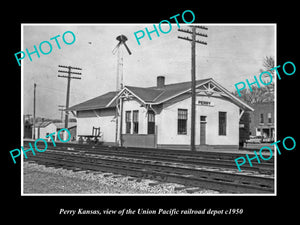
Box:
[32, 121, 57, 140]
[54, 122, 77, 142]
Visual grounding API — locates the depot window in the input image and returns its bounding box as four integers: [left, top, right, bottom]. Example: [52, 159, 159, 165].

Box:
[125, 111, 131, 134]
[219, 111, 227, 136]
[178, 109, 188, 135]
[133, 110, 139, 134]
[147, 110, 155, 134]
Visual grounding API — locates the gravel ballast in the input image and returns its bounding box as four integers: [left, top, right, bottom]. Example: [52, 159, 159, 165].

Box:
[23, 162, 219, 194]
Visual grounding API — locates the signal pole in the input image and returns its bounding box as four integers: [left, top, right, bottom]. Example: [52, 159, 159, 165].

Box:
[178, 25, 208, 151]
[58, 65, 82, 131]
[112, 35, 132, 148]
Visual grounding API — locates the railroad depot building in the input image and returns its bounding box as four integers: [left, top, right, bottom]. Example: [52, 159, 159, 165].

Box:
[68, 76, 253, 150]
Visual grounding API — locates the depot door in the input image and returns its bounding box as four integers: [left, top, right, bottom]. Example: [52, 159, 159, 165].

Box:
[200, 116, 207, 145]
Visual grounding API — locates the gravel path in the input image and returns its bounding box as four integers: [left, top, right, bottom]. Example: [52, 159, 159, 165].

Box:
[23, 162, 219, 194]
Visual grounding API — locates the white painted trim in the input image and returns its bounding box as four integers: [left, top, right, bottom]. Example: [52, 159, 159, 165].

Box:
[153, 78, 253, 112]
[107, 79, 253, 112]
[106, 86, 146, 107]
[93, 109, 101, 118]
[209, 79, 254, 111]
[239, 110, 245, 120]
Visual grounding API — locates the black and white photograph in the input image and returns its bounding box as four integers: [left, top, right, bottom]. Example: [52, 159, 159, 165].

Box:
[21, 24, 276, 195]
[4, 5, 298, 221]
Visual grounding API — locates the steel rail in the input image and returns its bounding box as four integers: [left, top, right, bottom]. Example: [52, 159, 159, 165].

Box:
[50, 141, 275, 162]
[24, 150, 274, 194]
[25, 142, 274, 173]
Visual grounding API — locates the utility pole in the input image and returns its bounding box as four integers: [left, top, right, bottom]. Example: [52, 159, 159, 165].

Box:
[33, 83, 36, 139]
[58, 65, 82, 131]
[178, 25, 208, 151]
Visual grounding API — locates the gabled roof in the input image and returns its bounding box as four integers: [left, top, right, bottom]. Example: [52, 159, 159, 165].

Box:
[124, 86, 164, 102]
[124, 78, 211, 104]
[34, 121, 53, 128]
[68, 91, 118, 111]
[154, 78, 212, 103]
[69, 78, 253, 112]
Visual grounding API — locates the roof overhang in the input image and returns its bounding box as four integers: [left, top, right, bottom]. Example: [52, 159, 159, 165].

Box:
[108, 78, 253, 112]
[70, 78, 253, 113]
[106, 86, 148, 107]
[208, 79, 254, 111]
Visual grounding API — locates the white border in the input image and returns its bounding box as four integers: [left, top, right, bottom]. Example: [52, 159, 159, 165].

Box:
[21, 23, 277, 197]
[21, 23, 24, 195]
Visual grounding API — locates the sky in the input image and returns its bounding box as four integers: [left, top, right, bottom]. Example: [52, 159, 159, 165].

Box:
[22, 24, 275, 120]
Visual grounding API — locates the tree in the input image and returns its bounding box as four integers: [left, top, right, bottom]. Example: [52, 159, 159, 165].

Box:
[233, 56, 274, 104]
[260, 56, 275, 96]
[261, 56, 275, 72]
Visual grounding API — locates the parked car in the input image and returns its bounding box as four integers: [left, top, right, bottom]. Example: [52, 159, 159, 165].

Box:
[247, 136, 262, 144]
[262, 137, 274, 143]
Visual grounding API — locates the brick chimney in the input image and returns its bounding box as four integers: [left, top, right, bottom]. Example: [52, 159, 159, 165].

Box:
[157, 76, 165, 88]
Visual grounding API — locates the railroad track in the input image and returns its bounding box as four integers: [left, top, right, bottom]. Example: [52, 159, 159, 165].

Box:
[25, 141, 274, 174]
[23, 145, 275, 194]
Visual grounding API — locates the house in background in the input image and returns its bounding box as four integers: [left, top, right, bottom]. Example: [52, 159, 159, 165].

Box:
[24, 120, 32, 139]
[69, 76, 253, 151]
[249, 102, 275, 141]
[32, 121, 57, 140]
